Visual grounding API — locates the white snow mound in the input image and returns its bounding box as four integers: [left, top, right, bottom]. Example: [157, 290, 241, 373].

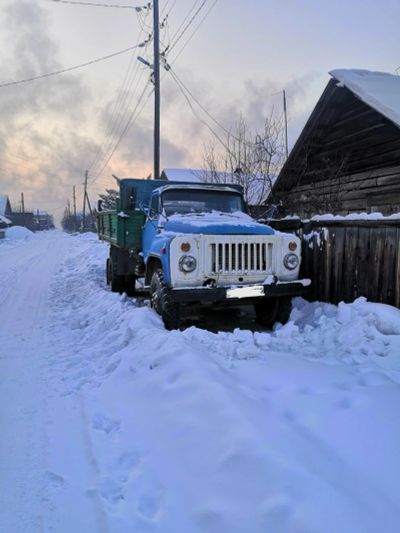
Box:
[5, 226, 35, 240]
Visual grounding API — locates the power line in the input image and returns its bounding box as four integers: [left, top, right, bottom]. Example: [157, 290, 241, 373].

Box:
[87, 29, 151, 175]
[0, 43, 147, 89]
[168, 66, 261, 149]
[167, 66, 286, 149]
[89, 80, 153, 184]
[88, 9, 153, 176]
[168, 69, 231, 153]
[167, 0, 201, 50]
[168, 0, 208, 54]
[88, 64, 149, 177]
[49, 0, 150, 9]
[170, 0, 218, 65]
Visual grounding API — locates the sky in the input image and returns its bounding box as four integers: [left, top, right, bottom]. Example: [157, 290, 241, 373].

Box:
[0, 0, 399, 222]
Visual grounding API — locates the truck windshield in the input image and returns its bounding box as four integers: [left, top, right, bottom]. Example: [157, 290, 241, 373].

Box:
[162, 189, 245, 216]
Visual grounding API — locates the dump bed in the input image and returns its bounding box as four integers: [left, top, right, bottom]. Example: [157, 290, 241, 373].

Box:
[97, 179, 168, 250]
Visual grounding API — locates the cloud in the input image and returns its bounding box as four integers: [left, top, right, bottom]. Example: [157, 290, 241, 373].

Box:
[0, 1, 99, 220]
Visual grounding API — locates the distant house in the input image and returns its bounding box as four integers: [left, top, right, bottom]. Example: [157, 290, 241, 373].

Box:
[34, 210, 54, 231]
[272, 69, 400, 218]
[9, 211, 36, 232]
[0, 195, 12, 229]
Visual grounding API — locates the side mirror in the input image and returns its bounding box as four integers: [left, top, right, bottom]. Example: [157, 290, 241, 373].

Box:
[97, 200, 103, 212]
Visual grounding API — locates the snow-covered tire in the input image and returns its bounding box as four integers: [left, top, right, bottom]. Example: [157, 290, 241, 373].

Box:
[255, 297, 292, 328]
[277, 297, 292, 324]
[150, 269, 181, 330]
[254, 297, 280, 328]
[109, 258, 124, 293]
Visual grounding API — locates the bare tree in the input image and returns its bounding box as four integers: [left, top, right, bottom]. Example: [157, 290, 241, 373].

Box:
[98, 188, 119, 211]
[202, 114, 286, 205]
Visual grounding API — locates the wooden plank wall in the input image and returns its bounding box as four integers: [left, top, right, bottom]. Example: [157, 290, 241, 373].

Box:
[269, 218, 400, 308]
[274, 165, 400, 218]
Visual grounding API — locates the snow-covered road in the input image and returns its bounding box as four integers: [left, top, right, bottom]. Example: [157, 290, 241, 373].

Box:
[1, 230, 400, 533]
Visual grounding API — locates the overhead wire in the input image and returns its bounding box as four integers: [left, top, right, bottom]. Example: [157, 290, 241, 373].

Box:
[0, 44, 146, 89]
[49, 0, 150, 9]
[89, 79, 153, 184]
[88, 55, 150, 178]
[166, 0, 202, 52]
[87, 26, 151, 175]
[87, 8, 153, 177]
[168, 68, 232, 153]
[167, 0, 208, 54]
[168, 0, 219, 65]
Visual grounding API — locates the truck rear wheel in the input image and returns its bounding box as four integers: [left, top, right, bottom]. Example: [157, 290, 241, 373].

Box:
[109, 258, 125, 293]
[150, 269, 181, 330]
[124, 275, 136, 297]
[254, 297, 292, 328]
[106, 258, 111, 285]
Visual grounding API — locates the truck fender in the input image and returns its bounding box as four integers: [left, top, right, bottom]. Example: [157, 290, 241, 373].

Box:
[145, 255, 163, 286]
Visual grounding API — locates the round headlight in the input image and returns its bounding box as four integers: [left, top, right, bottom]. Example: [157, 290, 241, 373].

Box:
[283, 253, 299, 270]
[179, 255, 197, 273]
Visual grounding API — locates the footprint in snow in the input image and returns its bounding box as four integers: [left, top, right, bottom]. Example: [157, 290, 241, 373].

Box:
[137, 490, 164, 520]
[45, 471, 65, 490]
[113, 451, 142, 483]
[98, 476, 124, 505]
[92, 413, 121, 435]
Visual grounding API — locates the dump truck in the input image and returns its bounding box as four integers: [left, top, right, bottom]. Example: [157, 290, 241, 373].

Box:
[97, 177, 310, 329]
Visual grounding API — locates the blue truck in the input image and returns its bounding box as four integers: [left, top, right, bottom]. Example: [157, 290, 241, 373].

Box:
[97, 177, 309, 329]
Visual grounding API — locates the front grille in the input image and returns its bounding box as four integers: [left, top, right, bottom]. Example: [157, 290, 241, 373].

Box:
[210, 241, 273, 274]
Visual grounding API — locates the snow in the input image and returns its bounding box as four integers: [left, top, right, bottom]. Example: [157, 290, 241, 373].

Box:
[330, 69, 400, 128]
[168, 211, 266, 228]
[5, 225, 35, 240]
[0, 213, 11, 225]
[311, 212, 400, 221]
[1, 231, 400, 532]
[163, 168, 204, 182]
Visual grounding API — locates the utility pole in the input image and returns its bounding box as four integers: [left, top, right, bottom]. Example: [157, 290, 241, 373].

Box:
[21, 192, 26, 227]
[82, 170, 88, 231]
[153, 0, 160, 180]
[283, 90, 289, 160]
[73, 185, 77, 232]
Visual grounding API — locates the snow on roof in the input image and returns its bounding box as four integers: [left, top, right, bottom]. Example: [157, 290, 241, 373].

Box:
[162, 168, 205, 182]
[0, 214, 11, 225]
[330, 69, 400, 128]
[0, 195, 10, 216]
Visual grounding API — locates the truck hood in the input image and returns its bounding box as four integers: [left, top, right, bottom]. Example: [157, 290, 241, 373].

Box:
[162, 211, 274, 235]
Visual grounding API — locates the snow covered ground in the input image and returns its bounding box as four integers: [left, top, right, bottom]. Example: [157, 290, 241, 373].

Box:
[1, 230, 400, 533]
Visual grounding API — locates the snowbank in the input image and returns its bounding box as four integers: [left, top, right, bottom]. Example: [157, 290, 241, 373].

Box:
[41, 234, 400, 532]
[2, 232, 400, 532]
[5, 225, 35, 240]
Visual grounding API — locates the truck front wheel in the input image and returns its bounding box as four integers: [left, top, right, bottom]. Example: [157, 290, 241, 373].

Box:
[150, 269, 181, 330]
[254, 297, 292, 328]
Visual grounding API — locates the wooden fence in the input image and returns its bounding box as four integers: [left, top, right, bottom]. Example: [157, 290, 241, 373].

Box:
[269, 218, 400, 308]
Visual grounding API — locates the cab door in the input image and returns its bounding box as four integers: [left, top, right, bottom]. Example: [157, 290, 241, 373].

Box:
[142, 192, 161, 261]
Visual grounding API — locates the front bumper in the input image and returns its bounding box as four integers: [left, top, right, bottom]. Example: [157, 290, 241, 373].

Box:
[170, 279, 311, 304]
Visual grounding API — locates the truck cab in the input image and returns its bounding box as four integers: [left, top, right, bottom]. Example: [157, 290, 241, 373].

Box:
[98, 178, 310, 329]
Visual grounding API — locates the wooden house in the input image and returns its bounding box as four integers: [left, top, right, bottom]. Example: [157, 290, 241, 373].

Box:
[0, 195, 12, 229]
[272, 69, 400, 218]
